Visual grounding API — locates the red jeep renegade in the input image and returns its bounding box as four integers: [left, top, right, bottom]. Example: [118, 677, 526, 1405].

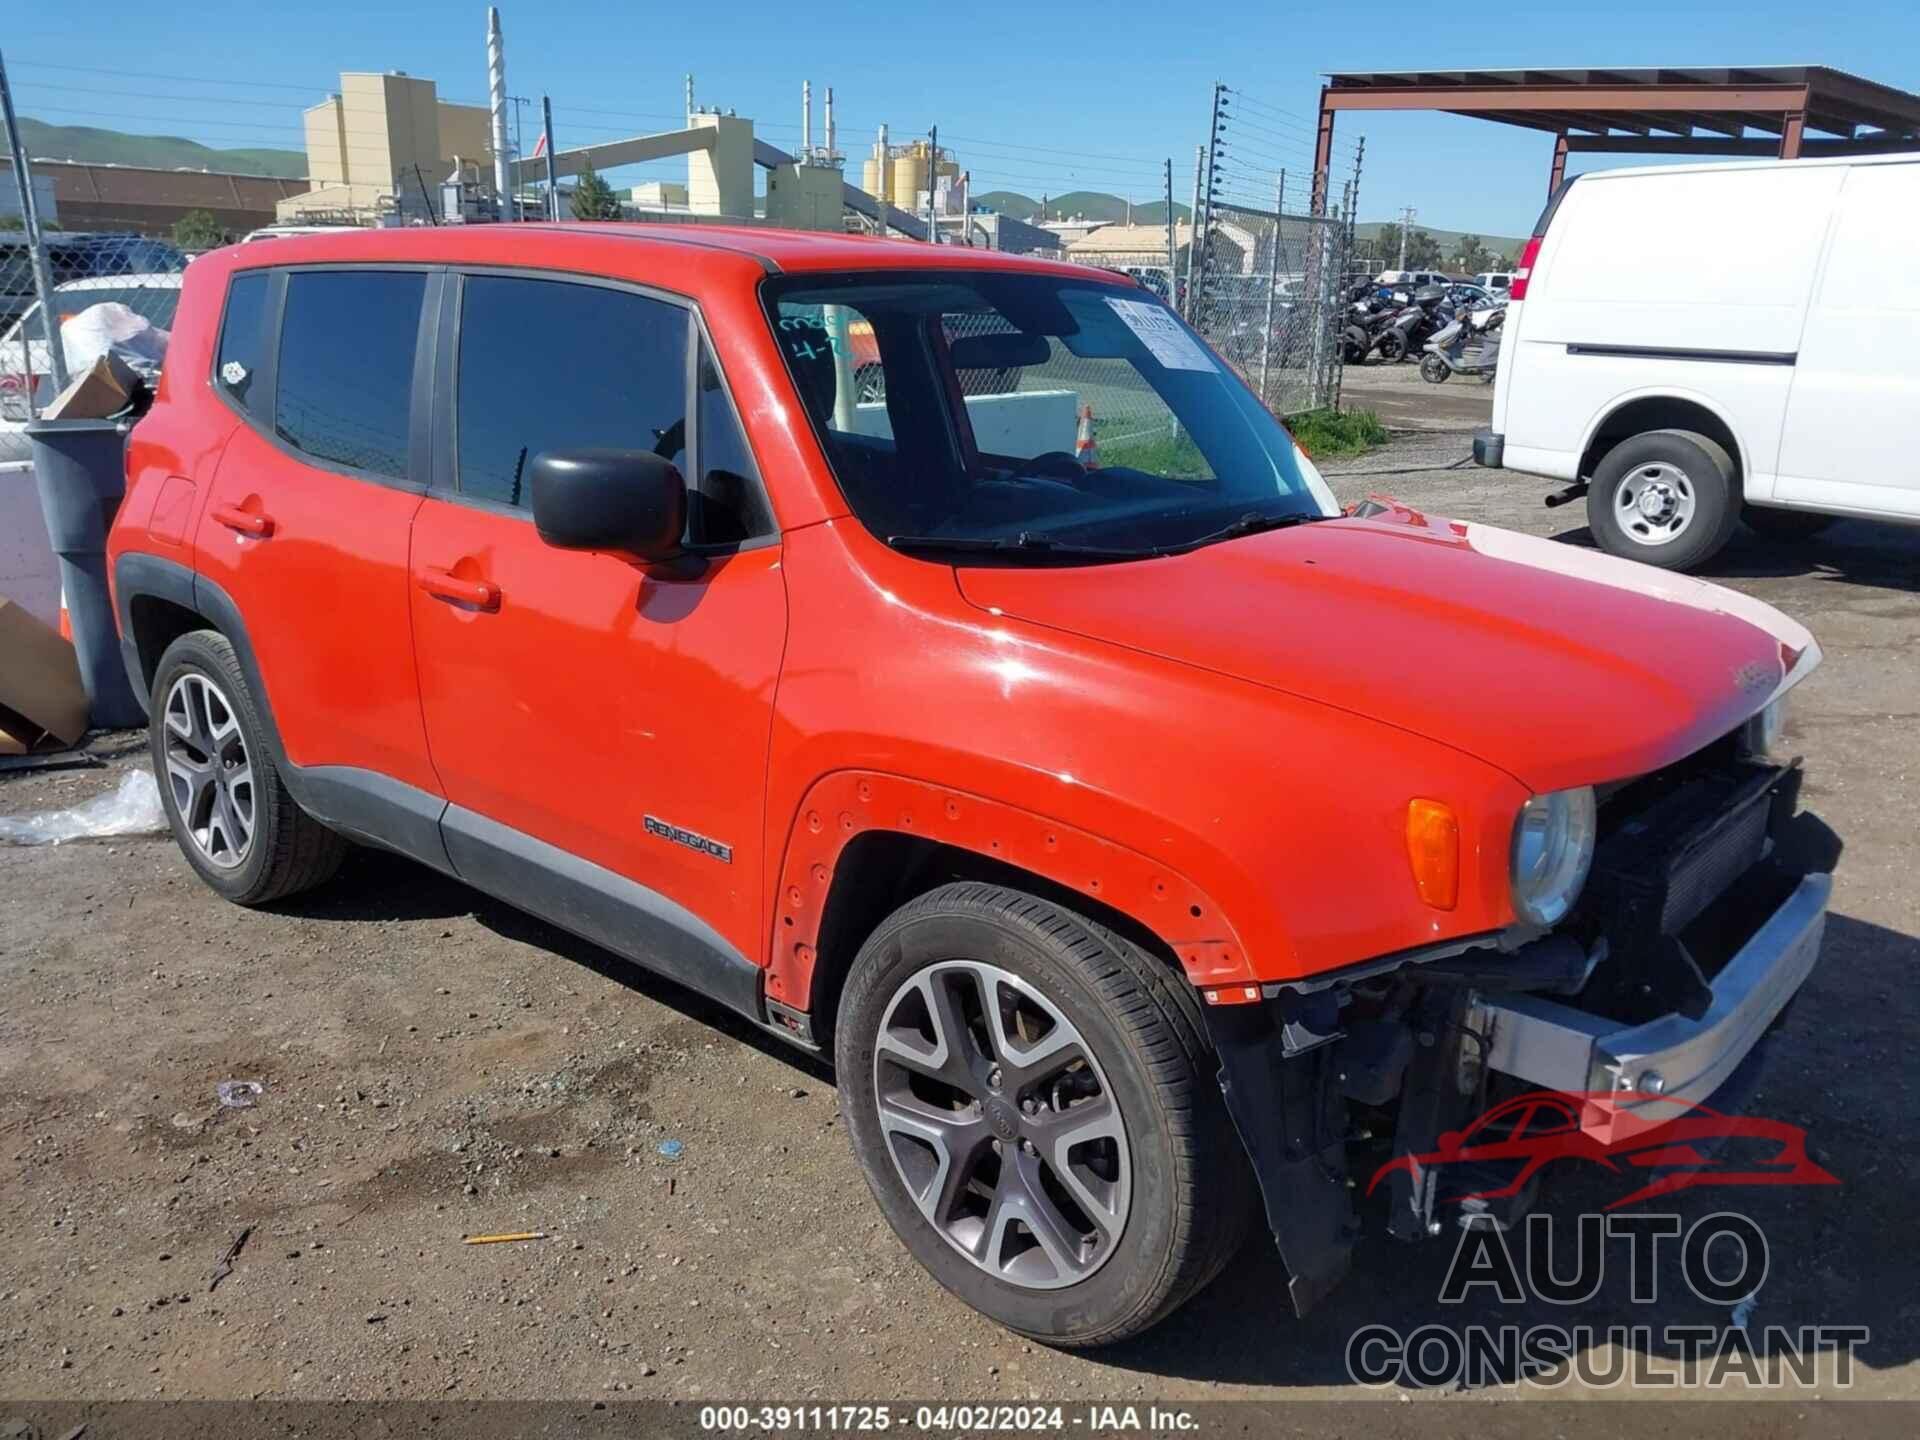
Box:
[107, 225, 1834, 1344]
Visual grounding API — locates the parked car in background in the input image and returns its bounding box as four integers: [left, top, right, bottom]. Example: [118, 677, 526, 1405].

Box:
[1476, 154, 1920, 571]
[108, 225, 1833, 1346]
[0, 272, 183, 433]
[1375, 268, 1453, 289]
[1473, 270, 1515, 295]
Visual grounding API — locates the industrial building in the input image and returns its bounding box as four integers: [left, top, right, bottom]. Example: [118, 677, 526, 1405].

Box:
[276, 70, 495, 224]
[2, 156, 307, 238]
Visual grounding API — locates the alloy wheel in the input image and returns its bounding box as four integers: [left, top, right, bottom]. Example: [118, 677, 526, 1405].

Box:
[872, 960, 1131, 1290]
[161, 672, 255, 869]
[1614, 462, 1698, 546]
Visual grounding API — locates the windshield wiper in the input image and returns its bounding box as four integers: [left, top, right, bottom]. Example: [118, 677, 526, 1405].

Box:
[887, 532, 1154, 563]
[1165, 509, 1326, 554]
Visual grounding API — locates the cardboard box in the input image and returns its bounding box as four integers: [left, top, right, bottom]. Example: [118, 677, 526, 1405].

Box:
[0, 594, 89, 753]
[43, 353, 140, 422]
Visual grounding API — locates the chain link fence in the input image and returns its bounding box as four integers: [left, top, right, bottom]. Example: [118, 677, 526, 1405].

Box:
[1060, 212, 1355, 420]
[2, 230, 188, 462]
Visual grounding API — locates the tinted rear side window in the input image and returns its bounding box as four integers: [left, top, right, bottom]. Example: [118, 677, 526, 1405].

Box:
[275, 270, 424, 479]
[216, 271, 271, 420]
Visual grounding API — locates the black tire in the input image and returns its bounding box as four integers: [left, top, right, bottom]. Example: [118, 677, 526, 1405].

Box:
[149, 629, 347, 906]
[1744, 504, 1838, 541]
[1419, 354, 1450, 384]
[1341, 326, 1369, 364]
[836, 882, 1252, 1347]
[1586, 428, 1741, 572]
[1376, 330, 1407, 363]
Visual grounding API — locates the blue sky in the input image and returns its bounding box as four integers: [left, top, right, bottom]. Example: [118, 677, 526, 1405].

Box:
[6, 0, 1917, 236]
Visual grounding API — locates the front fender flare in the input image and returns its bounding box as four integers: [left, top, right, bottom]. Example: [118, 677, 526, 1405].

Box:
[765, 769, 1259, 1012]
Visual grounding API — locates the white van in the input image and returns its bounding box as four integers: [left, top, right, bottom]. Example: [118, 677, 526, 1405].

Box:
[1474, 154, 1920, 571]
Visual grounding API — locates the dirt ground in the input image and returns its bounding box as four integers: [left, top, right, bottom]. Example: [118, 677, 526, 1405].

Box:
[3, 418, 1917, 1407]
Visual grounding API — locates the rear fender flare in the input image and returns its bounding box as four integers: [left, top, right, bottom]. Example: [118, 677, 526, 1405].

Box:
[765, 769, 1258, 1012]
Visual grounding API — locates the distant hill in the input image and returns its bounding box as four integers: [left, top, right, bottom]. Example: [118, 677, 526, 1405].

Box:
[13, 118, 307, 178]
[974, 189, 1189, 225]
[970, 189, 1516, 256]
[1350, 220, 1526, 265]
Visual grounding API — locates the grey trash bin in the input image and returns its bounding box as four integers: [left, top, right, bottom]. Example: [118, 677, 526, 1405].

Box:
[25, 417, 145, 730]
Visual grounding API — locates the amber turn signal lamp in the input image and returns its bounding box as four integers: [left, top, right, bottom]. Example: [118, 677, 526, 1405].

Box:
[1405, 799, 1460, 911]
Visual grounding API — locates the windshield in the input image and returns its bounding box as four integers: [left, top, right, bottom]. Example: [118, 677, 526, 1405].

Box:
[765, 271, 1335, 561]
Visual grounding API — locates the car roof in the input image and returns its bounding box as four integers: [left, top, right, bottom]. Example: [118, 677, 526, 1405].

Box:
[214, 221, 1132, 285]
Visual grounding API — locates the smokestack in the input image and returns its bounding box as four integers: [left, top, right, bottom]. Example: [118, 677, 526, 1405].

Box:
[486, 6, 511, 221]
[803, 80, 813, 155]
[825, 87, 836, 160]
[877, 123, 889, 203]
[685, 73, 694, 124]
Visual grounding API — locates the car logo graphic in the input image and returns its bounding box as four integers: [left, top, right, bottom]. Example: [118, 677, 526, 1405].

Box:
[1368, 1090, 1839, 1211]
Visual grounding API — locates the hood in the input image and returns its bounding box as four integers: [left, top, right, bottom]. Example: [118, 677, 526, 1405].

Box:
[957, 510, 1816, 794]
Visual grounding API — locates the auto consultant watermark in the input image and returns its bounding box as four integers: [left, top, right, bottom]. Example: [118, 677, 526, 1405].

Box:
[1348, 1091, 1865, 1390]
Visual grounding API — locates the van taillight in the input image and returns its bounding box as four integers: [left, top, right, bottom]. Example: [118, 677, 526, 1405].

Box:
[1509, 235, 1543, 300]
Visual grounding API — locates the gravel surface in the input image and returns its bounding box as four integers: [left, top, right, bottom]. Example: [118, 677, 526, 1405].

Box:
[3, 432, 1916, 1404]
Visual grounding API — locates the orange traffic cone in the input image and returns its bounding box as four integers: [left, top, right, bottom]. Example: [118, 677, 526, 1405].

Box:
[1074, 404, 1099, 469]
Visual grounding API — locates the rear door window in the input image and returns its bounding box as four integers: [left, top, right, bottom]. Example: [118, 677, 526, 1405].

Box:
[275, 269, 424, 479]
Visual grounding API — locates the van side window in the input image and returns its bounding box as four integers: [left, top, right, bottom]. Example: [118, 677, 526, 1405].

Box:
[216, 271, 271, 419]
[275, 270, 424, 480]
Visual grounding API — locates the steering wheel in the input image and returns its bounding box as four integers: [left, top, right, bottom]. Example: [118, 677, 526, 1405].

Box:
[1021, 451, 1088, 483]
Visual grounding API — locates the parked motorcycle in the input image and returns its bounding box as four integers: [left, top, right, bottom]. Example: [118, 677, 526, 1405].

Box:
[1374, 284, 1453, 363]
[1419, 304, 1505, 383]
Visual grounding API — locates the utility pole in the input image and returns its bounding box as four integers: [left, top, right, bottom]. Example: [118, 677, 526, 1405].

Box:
[542, 95, 559, 220]
[1259, 170, 1285, 407]
[1182, 145, 1202, 319]
[1396, 203, 1416, 270]
[486, 7, 511, 221]
[927, 125, 938, 243]
[1348, 137, 1366, 252]
[1193, 83, 1225, 319]
[0, 46, 67, 395]
[1163, 157, 1177, 306]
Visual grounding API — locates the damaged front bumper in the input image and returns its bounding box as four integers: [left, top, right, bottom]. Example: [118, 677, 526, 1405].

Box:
[1203, 754, 1834, 1318]
[1474, 872, 1828, 1141]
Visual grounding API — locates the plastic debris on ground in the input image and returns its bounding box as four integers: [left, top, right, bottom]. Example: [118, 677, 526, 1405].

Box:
[215, 1080, 264, 1109]
[0, 769, 165, 845]
[656, 1139, 685, 1160]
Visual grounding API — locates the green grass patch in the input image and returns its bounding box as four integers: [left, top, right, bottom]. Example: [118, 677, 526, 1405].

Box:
[1285, 407, 1389, 458]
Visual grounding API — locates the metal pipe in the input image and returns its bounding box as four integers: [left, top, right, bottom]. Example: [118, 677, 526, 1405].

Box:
[486, 7, 511, 222]
[0, 45, 67, 394]
[542, 95, 559, 220]
[927, 125, 938, 243]
[825, 87, 836, 160]
[803, 80, 813, 155]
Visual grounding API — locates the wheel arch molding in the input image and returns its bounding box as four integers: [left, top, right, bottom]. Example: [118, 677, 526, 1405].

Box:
[767, 770, 1259, 1023]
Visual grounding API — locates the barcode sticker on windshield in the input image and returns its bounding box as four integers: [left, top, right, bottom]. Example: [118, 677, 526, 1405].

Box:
[1104, 297, 1216, 372]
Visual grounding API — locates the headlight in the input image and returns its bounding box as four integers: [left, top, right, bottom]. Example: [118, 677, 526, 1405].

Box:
[1740, 696, 1787, 757]
[1510, 787, 1597, 926]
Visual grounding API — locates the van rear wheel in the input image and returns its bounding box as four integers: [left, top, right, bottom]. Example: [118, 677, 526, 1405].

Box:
[1587, 429, 1740, 572]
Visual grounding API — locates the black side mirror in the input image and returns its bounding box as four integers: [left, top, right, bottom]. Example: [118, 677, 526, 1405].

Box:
[530, 449, 686, 563]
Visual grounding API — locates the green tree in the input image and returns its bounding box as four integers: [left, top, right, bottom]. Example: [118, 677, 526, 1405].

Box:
[172, 209, 225, 250]
[1370, 222, 1444, 272]
[1451, 233, 1496, 273]
[569, 159, 621, 222]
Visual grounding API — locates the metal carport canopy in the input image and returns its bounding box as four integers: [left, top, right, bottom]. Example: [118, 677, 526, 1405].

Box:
[1310, 65, 1920, 209]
